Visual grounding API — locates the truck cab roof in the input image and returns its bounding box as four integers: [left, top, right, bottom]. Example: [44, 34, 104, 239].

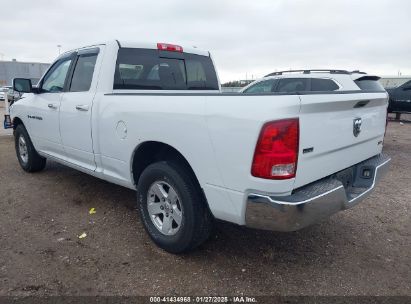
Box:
[118, 41, 210, 57]
[62, 40, 210, 58]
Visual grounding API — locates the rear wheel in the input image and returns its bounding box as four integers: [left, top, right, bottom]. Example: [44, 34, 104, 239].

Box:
[137, 161, 213, 253]
[14, 124, 46, 172]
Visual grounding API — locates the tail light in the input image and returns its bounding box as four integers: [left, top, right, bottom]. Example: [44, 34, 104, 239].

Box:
[251, 118, 299, 179]
[157, 43, 183, 53]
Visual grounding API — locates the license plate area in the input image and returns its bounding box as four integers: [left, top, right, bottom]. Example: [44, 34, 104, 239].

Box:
[333, 162, 376, 190]
[353, 165, 375, 188]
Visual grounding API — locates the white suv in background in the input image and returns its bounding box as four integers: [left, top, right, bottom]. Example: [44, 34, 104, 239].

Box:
[0, 87, 9, 101]
[240, 69, 385, 94]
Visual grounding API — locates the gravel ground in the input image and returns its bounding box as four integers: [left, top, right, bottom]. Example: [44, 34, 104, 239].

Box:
[0, 115, 410, 297]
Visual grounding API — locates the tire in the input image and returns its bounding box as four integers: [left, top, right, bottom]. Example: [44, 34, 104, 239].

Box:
[14, 124, 46, 172]
[137, 161, 213, 253]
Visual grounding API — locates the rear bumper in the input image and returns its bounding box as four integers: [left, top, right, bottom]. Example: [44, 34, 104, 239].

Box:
[245, 153, 391, 231]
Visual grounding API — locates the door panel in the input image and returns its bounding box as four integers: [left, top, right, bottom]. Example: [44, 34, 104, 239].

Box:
[29, 56, 74, 158]
[395, 87, 411, 112]
[28, 93, 63, 157]
[60, 91, 95, 170]
[59, 50, 100, 171]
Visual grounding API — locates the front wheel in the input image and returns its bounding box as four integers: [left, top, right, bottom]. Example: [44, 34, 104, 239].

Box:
[14, 124, 46, 172]
[137, 161, 213, 253]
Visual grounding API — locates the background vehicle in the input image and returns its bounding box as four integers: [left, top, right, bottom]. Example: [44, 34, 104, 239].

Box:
[387, 80, 411, 114]
[0, 86, 21, 104]
[10, 42, 390, 253]
[240, 69, 385, 94]
[0, 87, 6, 101]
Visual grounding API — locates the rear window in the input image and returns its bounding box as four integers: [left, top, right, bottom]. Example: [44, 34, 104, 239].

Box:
[355, 77, 385, 91]
[114, 48, 219, 90]
[311, 78, 339, 91]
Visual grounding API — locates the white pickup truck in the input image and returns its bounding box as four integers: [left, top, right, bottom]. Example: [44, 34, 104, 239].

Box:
[9, 40, 390, 253]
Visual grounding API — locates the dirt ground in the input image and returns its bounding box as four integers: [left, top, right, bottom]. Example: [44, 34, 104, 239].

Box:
[0, 115, 410, 297]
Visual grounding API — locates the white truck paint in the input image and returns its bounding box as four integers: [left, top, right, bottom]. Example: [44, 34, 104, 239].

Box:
[10, 41, 389, 233]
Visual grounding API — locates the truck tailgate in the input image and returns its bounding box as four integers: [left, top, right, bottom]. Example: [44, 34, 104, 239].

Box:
[295, 92, 388, 188]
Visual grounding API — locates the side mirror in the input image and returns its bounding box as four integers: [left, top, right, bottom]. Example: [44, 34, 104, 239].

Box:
[13, 78, 33, 93]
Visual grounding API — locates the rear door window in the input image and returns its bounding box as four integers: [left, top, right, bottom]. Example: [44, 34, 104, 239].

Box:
[69, 53, 98, 92]
[243, 79, 276, 93]
[276, 78, 309, 93]
[114, 48, 219, 90]
[311, 78, 339, 91]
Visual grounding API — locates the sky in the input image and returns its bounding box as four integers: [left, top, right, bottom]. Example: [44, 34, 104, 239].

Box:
[1, 0, 410, 83]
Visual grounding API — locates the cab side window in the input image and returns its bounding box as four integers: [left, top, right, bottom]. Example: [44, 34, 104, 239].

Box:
[243, 79, 276, 93]
[41, 58, 73, 93]
[69, 54, 98, 92]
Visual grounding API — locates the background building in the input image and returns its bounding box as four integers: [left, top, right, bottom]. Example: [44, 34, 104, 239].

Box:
[0, 60, 50, 86]
[379, 76, 411, 89]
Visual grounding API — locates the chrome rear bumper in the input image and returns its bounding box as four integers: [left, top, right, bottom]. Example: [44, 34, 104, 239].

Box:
[245, 153, 391, 231]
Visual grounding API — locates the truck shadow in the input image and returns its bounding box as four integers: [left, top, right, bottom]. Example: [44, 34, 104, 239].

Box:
[42, 159, 360, 268]
[195, 219, 354, 267]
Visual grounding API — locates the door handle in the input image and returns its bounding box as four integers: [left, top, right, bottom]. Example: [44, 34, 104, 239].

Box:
[75, 105, 89, 111]
[48, 103, 58, 109]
